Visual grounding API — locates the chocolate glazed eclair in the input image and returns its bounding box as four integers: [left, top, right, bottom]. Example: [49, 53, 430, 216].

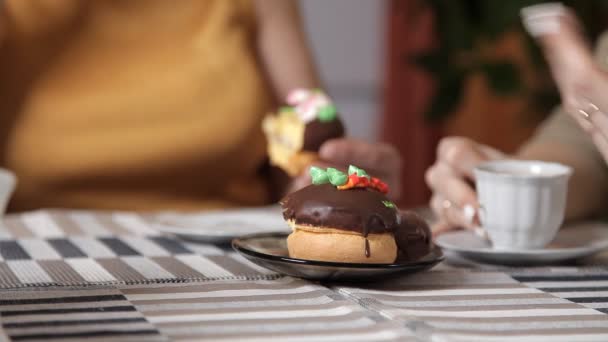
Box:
[280, 166, 432, 264]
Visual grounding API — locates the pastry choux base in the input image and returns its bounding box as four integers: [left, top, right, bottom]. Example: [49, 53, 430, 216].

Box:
[286, 222, 398, 264]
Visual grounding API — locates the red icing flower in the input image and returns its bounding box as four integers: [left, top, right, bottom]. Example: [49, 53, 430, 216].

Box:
[337, 173, 388, 194]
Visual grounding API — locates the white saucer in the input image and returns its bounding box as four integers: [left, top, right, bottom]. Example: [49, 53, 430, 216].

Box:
[435, 221, 608, 265]
[152, 206, 290, 244]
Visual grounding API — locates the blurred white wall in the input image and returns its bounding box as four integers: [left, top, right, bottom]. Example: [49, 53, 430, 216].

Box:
[299, 0, 387, 141]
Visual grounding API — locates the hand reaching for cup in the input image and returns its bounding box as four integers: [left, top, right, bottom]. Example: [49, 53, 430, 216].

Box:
[288, 138, 403, 201]
[521, 3, 608, 165]
[425, 137, 505, 235]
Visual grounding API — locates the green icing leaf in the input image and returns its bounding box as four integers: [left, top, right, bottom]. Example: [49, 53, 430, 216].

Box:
[309, 166, 329, 185]
[348, 165, 370, 178]
[317, 105, 337, 122]
[326, 168, 348, 186]
[382, 200, 396, 209]
[280, 106, 293, 113]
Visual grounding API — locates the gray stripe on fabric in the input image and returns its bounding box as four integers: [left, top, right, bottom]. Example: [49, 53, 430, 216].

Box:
[68, 237, 116, 258]
[17, 240, 62, 260]
[121, 257, 175, 280]
[47, 211, 83, 236]
[384, 303, 582, 311]
[150, 257, 205, 279]
[337, 283, 527, 294]
[121, 283, 323, 298]
[20, 211, 65, 238]
[164, 322, 407, 341]
[375, 297, 569, 308]
[130, 289, 331, 305]
[95, 259, 147, 283]
[420, 315, 608, 323]
[153, 313, 372, 329]
[7, 261, 53, 284]
[425, 319, 608, 332]
[94, 214, 132, 236]
[68, 212, 114, 237]
[46, 239, 86, 258]
[0, 311, 144, 324]
[98, 238, 140, 256]
[120, 237, 170, 257]
[181, 242, 225, 256]
[3, 216, 34, 238]
[228, 253, 279, 275]
[0, 301, 130, 312]
[0, 288, 119, 300]
[379, 271, 519, 286]
[142, 301, 358, 317]
[205, 255, 262, 276]
[134, 294, 335, 312]
[5, 322, 156, 336]
[37, 260, 87, 284]
[437, 327, 608, 336]
[361, 293, 554, 302]
[158, 315, 375, 335]
[4, 318, 147, 328]
[174, 255, 232, 278]
[0, 262, 21, 286]
[148, 237, 192, 255]
[19, 336, 167, 342]
[0, 241, 30, 260]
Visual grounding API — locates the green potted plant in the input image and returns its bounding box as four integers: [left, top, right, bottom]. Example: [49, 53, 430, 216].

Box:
[412, 0, 608, 121]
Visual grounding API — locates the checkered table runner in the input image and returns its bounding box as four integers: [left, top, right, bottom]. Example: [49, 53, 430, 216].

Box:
[0, 210, 276, 288]
[1, 209, 608, 341]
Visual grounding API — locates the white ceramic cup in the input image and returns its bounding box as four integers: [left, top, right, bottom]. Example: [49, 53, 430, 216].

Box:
[0, 169, 16, 215]
[474, 160, 572, 250]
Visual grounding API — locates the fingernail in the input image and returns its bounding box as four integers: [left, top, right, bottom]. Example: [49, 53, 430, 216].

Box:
[463, 204, 476, 225]
[474, 226, 490, 241]
[521, 3, 565, 36]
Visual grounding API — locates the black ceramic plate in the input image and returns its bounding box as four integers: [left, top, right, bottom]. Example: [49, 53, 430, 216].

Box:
[232, 232, 444, 282]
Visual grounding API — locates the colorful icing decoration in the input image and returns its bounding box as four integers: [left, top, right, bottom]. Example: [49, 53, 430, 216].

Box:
[286, 88, 337, 124]
[382, 200, 396, 209]
[348, 165, 369, 178]
[308, 165, 389, 194]
[317, 105, 337, 122]
[309, 166, 329, 185]
[326, 168, 348, 186]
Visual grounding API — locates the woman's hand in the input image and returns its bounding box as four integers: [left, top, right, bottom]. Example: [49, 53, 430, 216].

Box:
[522, 4, 608, 164]
[288, 138, 402, 200]
[425, 137, 505, 235]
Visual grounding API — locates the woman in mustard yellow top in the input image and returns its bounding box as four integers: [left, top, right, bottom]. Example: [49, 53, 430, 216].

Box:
[0, 0, 401, 212]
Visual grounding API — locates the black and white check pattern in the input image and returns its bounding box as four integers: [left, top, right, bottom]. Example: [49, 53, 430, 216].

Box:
[0, 210, 275, 288]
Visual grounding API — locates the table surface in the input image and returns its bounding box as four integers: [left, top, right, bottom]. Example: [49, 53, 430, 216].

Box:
[0, 209, 607, 342]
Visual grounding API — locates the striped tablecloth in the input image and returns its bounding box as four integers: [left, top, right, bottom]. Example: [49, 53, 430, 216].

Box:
[0, 210, 607, 341]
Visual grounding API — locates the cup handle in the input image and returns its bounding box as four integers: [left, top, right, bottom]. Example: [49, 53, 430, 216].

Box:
[474, 204, 492, 243]
[477, 204, 486, 225]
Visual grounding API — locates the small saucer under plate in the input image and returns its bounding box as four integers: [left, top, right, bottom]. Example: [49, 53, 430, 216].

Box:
[436, 221, 608, 265]
[232, 232, 444, 282]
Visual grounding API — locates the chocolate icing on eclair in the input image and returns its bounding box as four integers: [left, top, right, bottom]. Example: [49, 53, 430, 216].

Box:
[280, 183, 431, 261]
[302, 119, 345, 152]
